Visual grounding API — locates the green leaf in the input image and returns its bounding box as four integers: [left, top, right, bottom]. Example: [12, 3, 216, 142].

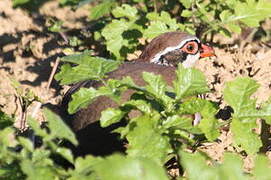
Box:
[219, 10, 241, 34]
[218, 153, 248, 180]
[68, 87, 100, 114]
[223, 77, 271, 120]
[174, 65, 209, 100]
[144, 11, 180, 39]
[112, 4, 138, 20]
[28, 117, 47, 137]
[0, 163, 24, 180]
[100, 4, 141, 59]
[126, 115, 171, 164]
[181, 10, 193, 17]
[101, 19, 130, 59]
[224, 77, 259, 121]
[178, 97, 209, 114]
[56, 147, 74, 164]
[0, 111, 13, 130]
[59, 50, 91, 64]
[59, 0, 80, 6]
[227, 23, 241, 34]
[89, 1, 116, 20]
[179, 151, 216, 180]
[73, 155, 100, 172]
[162, 115, 194, 131]
[220, 10, 234, 23]
[123, 99, 153, 115]
[18, 137, 34, 152]
[231, 119, 262, 155]
[143, 21, 169, 39]
[252, 155, 271, 180]
[120, 76, 138, 88]
[70, 155, 102, 179]
[180, 151, 248, 180]
[68, 78, 127, 114]
[91, 154, 169, 180]
[69, 36, 83, 47]
[48, 20, 63, 33]
[146, 11, 178, 28]
[224, 77, 262, 154]
[234, 0, 271, 27]
[142, 72, 173, 109]
[198, 102, 219, 141]
[12, 0, 31, 7]
[43, 108, 78, 146]
[177, 97, 219, 140]
[20, 159, 56, 180]
[179, 0, 192, 8]
[0, 127, 15, 148]
[31, 149, 51, 164]
[100, 108, 126, 127]
[55, 52, 120, 85]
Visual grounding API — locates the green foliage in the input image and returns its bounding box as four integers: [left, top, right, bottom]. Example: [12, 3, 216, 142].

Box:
[47, 18, 64, 33]
[101, 4, 142, 60]
[86, 154, 169, 180]
[0, 108, 171, 179]
[100, 108, 126, 127]
[89, 0, 116, 20]
[12, 0, 48, 11]
[143, 11, 184, 39]
[174, 65, 209, 100]
[59, 0, 92, 7]
[96, 0, 271, 60]
[223, 77, 271, 155]
[3, 105, 269, 180]
[55, 50, 120, 85]
[0, 107, 270, 179]
[0, 109, 71, 179]
[180, 151, 250, 180]
[180, 151, 271, 180]
[43, 108, 78, 146]
[2, 51, 271, 178]
[5, 1, 271, 178]
[12, 0, 271, 60]
[62, 53, 220, 164]
[12, 0, 31, 7]
[54, 52, 271, 178]
[0, 110, 14, 130]
[252, 155, 271, 180]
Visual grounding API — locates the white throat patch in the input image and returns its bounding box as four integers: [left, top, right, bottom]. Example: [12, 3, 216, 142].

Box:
[182, 53, 200, 68]
[150, 37, 200, 67]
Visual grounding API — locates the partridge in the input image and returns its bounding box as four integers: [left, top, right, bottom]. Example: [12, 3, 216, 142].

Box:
[60, 31, 215, 155]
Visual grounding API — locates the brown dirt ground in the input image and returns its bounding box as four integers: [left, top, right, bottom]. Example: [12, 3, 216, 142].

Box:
[1, 0, 271, 173]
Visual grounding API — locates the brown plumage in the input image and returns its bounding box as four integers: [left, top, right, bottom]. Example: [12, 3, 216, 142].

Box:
[59, 31, 215, 156]
[61, 63, 177, 156]
[66, 62, 176, 132]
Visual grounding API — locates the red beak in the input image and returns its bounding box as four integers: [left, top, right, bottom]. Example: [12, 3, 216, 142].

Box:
[200, 44, 216, 58]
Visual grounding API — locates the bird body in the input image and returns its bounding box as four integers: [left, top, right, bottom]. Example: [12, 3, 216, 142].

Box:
[67, 62, 177, 132]
[61, 63, 179, 156]
[60, 31, 215, 155]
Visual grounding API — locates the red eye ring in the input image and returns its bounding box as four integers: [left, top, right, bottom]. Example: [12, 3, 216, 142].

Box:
[181, 41, 199, 54]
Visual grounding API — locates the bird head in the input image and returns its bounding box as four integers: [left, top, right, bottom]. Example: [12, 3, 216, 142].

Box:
[138, 32, 215, 68]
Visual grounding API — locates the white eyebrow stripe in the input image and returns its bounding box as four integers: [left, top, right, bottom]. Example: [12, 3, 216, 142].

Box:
[150, 37, 200, 63]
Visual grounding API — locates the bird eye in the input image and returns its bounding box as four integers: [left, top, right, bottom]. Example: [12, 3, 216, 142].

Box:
[182, 41, 199, 54]
[187, 44, 194, 51]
